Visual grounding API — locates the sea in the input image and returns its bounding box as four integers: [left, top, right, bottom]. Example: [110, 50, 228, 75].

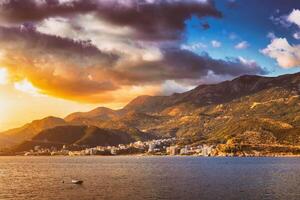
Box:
[0, 156, 299, 200]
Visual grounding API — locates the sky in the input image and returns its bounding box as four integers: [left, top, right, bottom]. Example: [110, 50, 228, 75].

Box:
[0, 0, 300, 131]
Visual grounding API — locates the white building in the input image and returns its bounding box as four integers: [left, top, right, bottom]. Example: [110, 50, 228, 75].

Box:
[148, 143, 156, 153]
[201, 145, 214, 156]
[111, 148, 117, 155]
[180, 146, 189, 155]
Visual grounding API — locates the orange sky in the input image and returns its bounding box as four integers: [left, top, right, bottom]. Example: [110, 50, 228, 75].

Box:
[0, 0, 277, 131]
[0, 68, 95, 131]
[0, 66, 165, 131]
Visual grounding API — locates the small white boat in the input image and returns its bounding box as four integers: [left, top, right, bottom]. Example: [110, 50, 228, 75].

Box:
[71, 180, 83, 185]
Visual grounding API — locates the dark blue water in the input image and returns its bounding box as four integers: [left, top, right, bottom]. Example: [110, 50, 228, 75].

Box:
[0, 156, 299, 200]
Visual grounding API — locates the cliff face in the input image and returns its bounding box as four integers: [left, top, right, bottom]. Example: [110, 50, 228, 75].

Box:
[2, 72, 300, 151]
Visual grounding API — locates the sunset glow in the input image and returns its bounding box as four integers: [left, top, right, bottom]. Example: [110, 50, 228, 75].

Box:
[1, 2, 300, 200]
[14, 79, 41, 96]
[0, 0, 299, 131]
[0, 68, 7, 85]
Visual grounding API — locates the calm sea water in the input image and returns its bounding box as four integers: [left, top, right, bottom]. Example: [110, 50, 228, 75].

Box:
[0, 156, 299, 200]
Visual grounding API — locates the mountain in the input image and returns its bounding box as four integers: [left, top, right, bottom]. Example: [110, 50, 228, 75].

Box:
[2, 72, 300, 153]
[0, 117, 67, 147]
[62, 72, 300, 146]
[65, 107, 120, 122]
[13, 125, 155, 152]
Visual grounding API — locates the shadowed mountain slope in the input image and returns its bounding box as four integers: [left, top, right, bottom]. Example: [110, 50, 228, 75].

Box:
[0, 117, 67, 147]
[13, 125, 156, 152]
[2, 72, 300, 151]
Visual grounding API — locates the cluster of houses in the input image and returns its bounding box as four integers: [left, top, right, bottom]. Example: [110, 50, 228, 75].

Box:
[166, 144, 215, 156]
[23, 138, 216, 156]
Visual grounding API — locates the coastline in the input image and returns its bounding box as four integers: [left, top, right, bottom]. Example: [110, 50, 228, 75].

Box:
[1, 154, 300, 158]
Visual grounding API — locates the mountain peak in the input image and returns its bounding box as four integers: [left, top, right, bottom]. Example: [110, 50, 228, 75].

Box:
[65, 106, 118, 122]
[31, 116, 65, 124]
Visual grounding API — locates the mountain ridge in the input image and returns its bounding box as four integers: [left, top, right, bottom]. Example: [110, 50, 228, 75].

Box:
[1, 72, 300, 151]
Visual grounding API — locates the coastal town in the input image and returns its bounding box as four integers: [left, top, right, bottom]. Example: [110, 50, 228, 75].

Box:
[0, 136, 293, 157]
[22, 138, 217, 157]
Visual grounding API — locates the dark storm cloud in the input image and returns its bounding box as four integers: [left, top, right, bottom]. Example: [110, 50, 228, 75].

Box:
[162, 49, 266, 77]
[0, 25, 118, 63]
[0, 0, 96, 23]
[0, 0, 267, 103]
[94, 0, 222, 40]
[0, 25, 265, 99]
[106, 49, 266, 85]
[0, 0, 222, 40]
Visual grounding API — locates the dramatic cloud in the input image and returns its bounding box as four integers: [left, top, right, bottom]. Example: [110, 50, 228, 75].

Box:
[0, 0, 222, 41]
[287, 9, 300, 40]
[287, 9, 300, 27]
[161, 80, 195, 95]
[109, 49, 265, 85]
[0, 0, 266, 103]
[263, 9, 300, 69]
[235, 41, 249, 49]
[261, 38, 300, 68]
[238, 57, 260, 68]
[0, 26, 119, 101]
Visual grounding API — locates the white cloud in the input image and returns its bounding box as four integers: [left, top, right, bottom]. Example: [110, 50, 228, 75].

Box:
[142, 48, 164, 61]
[197, 70, 234, 85]
[211, 40, 221, 48]
[261, 38, 300, 68]
[287, 9, 300, 27]
[262, 9, 300, 68]
[36, 14, 163, 62]
[293, 32, 300, 40]
[162, 80, 194, 95]
[238, 57, 259, 68]
[235, 41, 249, 49]
[180, 42, 207, 51]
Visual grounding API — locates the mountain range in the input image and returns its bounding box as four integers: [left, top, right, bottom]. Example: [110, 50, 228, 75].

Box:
[1, 72, 300, 152]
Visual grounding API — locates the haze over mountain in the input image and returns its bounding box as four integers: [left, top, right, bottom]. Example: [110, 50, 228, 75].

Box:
[1, 72, 300, 152]
[13, 125, 155, 153]
[0, 117, 67, 147]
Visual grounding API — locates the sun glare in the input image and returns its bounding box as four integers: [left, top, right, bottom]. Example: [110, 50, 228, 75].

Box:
[0, 68, 8, 85]
[14, 79, 40, 96]
[0, 98, 9, 129]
